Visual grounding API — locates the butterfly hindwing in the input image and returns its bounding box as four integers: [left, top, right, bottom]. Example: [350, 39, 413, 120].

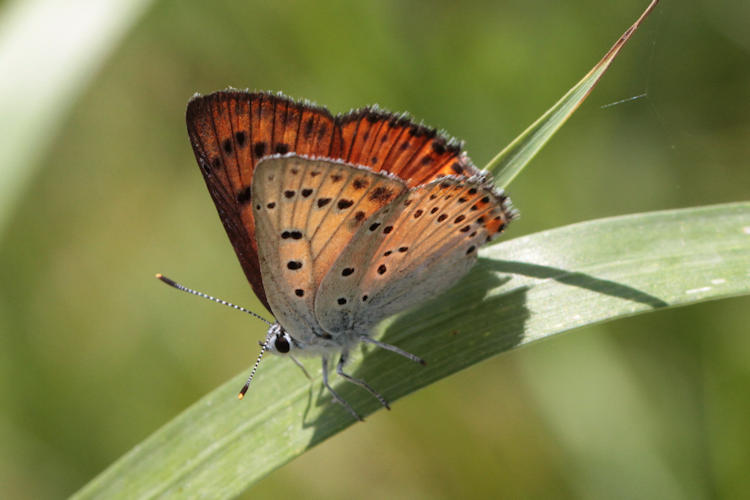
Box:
[316, 177, 513, 334]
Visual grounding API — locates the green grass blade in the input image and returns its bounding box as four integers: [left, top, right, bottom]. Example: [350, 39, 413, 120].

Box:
[74, 201, 750, 499]
[486, 0, 659, 188]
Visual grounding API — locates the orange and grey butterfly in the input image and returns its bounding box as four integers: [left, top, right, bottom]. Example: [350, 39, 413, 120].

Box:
[185, 90, 516, 419]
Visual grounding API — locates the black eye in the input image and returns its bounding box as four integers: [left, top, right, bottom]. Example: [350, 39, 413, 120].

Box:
[274, 335, 290, 353]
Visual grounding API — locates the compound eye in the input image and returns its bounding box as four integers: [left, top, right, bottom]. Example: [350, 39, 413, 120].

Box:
[274, 334, 291, 353]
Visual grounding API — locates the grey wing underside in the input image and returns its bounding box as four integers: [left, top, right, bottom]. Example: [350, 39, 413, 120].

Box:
[315, 177, 505, 334]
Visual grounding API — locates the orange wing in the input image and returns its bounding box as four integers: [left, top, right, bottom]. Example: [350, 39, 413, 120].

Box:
[336, 107, 481, 186]
[186, 91, 340, 310]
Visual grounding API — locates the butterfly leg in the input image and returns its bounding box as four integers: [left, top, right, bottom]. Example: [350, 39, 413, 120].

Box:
[289, 355, 312, 380]
[336, 353, 391, 411]
[359, 336, 426, 365]
[321, 356, 363, 421]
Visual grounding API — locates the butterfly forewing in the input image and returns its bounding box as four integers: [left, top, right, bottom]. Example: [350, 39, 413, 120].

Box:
[252, 155, 408, 340]
[252, 157, 319, 336]
[306, 163, 406, 287]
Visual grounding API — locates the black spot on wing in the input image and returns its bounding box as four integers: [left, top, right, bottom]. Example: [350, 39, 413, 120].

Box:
[236, 187, 252, 204]
[304, 117, 315, 137]
[369, 186, 393, 203]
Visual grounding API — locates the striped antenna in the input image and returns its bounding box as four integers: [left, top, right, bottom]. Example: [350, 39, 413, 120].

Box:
[155, 274, 273, 326]
[237, 341, 269, 399]
[155, 273, 275, 399]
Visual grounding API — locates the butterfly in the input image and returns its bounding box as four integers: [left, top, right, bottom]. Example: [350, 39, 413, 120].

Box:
[170, 90, 516, 420]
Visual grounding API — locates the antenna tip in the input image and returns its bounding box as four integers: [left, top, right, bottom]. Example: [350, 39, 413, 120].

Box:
[238, 382, 251, 399]
[155, 274, 177, 287]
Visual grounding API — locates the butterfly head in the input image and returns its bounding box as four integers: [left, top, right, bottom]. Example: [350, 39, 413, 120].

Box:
[236, 322, 297, 399]
[264, 322, 296, 356]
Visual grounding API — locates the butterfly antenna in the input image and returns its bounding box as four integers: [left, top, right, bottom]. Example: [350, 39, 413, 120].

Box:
[156, 274, 274, 400]
[155, 273, 273, 326]
[237, 340, 269, 399]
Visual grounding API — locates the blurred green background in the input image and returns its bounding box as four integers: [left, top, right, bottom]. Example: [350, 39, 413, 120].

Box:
[1, 0, 749, 498]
